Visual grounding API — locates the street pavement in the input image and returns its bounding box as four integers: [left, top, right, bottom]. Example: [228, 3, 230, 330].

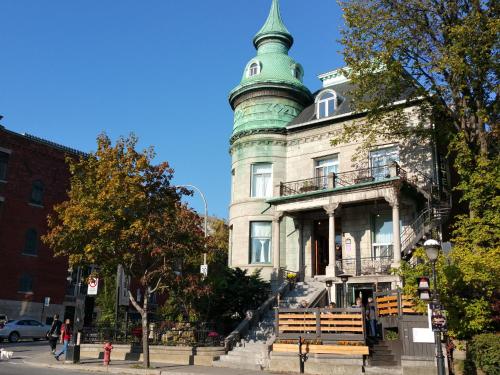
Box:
[0, 340, 293, 375]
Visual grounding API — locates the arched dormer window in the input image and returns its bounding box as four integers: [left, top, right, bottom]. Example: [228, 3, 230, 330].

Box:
[316, 90, 338, 119]
[247, 61, 261, 77]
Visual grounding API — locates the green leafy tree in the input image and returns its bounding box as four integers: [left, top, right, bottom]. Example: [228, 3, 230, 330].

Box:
[43, 134, 206, 367]
[338, 0, 499, 337]
[95, 275, 117, 325]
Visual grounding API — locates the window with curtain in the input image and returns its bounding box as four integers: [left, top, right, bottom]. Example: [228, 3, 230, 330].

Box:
[23, 228, 38, 256]
[0, 152, 9, 181]
[19, 273, 33, 293]
[250, 222, 272, 264]
[251, 163, 272, 198]
[315, 155, 339, 188]
[372, 213, 393, 258]
[370, 146, 399, 181]
[30, 180, 44, 205]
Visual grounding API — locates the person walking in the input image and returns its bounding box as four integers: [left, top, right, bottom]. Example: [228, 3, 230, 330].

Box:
[47, 314, 62, 354]
[366, 297, 377, 337]
[54, 318, 72, 361]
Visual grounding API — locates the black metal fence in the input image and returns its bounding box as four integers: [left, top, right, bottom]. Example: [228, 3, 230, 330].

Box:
[279, 164, 406, 197]
[81, 321, 223, 347]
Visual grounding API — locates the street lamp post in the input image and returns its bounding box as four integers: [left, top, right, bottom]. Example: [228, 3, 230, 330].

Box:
[424, 239, 446, 375]
[177, 184, 208, 239]
[338, 274, 352, 308]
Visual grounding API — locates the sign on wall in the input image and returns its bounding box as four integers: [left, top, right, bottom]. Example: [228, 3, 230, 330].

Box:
[87, 277, 99, 295]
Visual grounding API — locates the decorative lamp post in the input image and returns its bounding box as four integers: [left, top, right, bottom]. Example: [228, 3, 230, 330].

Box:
[338, 273, 352, 308]
[325, 279, 333, 305]
[424, 239, 445, 375]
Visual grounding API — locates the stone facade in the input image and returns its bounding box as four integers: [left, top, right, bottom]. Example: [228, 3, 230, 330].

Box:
[0, 125, 82, 321]
[227, 0, 448, 306]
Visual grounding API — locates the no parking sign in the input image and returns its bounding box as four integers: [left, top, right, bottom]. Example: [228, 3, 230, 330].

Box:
[87, 277, 99, 295]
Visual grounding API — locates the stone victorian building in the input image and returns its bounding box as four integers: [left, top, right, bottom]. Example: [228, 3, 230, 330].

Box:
[227, 0, 450, 306]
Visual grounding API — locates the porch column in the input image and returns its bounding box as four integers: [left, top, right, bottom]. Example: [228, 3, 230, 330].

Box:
[273, 212, 283, 270]
[389, 196, 402, 267]
[324, 203, 339, 276]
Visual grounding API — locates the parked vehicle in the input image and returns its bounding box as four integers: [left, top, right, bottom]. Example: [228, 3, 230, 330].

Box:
[0, 319, 51, 342]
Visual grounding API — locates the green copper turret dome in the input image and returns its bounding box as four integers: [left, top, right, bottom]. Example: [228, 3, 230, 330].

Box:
[253, 0, 293, 49]
[229, 0, 311, 108]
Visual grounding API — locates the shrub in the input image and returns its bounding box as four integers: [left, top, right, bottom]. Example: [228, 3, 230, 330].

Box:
[466, 333, 500, 375]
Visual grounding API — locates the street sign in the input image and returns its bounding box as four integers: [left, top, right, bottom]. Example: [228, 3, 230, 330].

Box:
[44, 297, 50, 307]
[200, 264, 208, 277]
[431, 305, 447, 332]
[87, 277, 99, 295]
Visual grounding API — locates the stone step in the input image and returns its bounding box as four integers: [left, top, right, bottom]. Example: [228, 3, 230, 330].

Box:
[371, 349, 393, 355]
[213, 359, 263, 371]
[364, 366, 402, 375]
[369, 360, 399, 367]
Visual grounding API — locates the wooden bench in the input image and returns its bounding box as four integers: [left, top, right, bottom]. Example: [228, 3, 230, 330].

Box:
[276, 308, 366, 342]
[273, 343, 369, 356]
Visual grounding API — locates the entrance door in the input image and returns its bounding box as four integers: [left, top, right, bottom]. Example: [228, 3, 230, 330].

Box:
[353, 284, 375, 306]
[313, 220, 328, 275]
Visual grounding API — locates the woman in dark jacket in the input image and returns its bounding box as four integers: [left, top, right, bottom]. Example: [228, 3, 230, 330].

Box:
[47, 314, 62, 354]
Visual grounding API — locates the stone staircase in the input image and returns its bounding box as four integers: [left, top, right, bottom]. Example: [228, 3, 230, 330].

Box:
[369, 341, 398, 367]
[213, 279, 325, 371]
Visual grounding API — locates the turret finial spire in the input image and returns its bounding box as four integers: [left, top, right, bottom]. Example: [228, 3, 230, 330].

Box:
[253, 0, 293, 49]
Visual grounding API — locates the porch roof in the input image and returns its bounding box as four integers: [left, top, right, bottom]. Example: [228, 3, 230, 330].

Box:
[267, 176, 400, 205]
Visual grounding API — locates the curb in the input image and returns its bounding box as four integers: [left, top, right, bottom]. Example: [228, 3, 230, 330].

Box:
[24, 360, 162, 375]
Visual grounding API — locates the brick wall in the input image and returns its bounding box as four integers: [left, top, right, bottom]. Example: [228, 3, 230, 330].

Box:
[0, 127, 76, 314]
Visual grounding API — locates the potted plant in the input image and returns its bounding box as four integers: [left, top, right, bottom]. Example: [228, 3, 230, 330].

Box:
[287, 273, 297, 290]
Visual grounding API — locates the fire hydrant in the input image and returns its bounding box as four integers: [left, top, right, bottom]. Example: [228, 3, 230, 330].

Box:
[103, 342, 113, 366]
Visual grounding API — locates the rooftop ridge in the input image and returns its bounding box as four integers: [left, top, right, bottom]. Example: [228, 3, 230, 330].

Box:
[22, 133, 87, 157]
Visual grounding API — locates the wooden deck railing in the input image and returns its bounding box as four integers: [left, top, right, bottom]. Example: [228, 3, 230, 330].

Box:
[275, 308, 366, 342]
[375, 290, 420, 317]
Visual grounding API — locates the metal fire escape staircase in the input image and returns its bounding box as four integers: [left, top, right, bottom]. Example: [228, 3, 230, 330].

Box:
[400, 171, 452, 257]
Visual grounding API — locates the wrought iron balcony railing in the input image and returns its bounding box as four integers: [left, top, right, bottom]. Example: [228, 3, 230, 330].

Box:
[279, 163, 406, 197]
[335, 256, 393, 276]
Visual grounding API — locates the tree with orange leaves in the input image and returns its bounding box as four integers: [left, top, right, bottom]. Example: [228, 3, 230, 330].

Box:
[43, 134, 206, 368]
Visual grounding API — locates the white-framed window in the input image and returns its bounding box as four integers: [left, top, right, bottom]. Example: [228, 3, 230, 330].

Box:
[250, 221, 272, 264]
[248, 61, 261, 77]
[371, 213, 393, 259]
[315, 155, 339, 188]
[316, 90, 337, 119]
[370, 146, 399, 181]
[251, 163, 272, 198]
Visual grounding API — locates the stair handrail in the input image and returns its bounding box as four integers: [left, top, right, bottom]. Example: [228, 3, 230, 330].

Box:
[223, 281, 289, 352]
[400, 209, 431, 253]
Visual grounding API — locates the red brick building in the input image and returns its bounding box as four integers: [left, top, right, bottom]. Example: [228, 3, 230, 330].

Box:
[0, 125, 85, 322]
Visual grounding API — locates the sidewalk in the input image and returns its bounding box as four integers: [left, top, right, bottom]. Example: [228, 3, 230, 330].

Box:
[24, 351, 289, 375]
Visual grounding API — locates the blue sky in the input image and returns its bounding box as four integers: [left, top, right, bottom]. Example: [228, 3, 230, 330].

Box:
[0, 0, 345, 219]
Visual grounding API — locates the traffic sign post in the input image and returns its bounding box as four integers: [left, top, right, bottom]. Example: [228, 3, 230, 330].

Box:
[87, 278, 99, 295]
[200, 264, 208, 277]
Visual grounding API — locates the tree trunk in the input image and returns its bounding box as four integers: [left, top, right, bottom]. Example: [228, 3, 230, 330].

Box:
[128, 289, 150, 368]
[141, 295, 149, 369]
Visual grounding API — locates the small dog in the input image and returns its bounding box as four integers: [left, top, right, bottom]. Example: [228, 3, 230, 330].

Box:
[0, 348, 14, 360]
